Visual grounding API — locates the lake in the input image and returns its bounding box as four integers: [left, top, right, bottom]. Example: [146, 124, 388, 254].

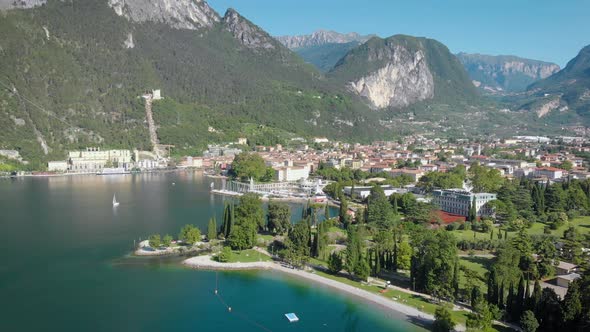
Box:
[0, 171, 426, 331]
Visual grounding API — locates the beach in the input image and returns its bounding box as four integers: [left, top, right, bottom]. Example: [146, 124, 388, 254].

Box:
[182, 254, 452, 330]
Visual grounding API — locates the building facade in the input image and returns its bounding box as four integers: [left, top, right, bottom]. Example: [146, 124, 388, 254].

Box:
[432, 189, 497, 217]
[68, 148, 132, 173]
[274, 166, 310, 182]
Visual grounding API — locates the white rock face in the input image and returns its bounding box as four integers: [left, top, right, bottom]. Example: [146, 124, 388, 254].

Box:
[534, 97, 561, 118]
[123, 32, 134, 49]
[0, 0, 45, 9]
[108, 0, 220, 30]
[349, 47, 434, 109]
[222, 9, 274, 51]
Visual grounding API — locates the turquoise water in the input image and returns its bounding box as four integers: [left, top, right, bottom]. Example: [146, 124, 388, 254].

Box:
[0, 172, 426, 331]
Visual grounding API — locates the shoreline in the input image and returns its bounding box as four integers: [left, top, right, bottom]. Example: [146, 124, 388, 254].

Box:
[182, 255, 438, 329]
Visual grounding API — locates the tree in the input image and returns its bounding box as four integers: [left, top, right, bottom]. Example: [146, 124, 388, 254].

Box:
[396, 240, 412, 270]
[520, 310, 539, 332]
[227, 224, 253, 250]
[207, 217, 217, 241]
[562, 281, 582, 326]
[562, 226, 584, 264]
[468, 196, 477, 222]
[179, 224, 202, 245]
[162, 234, 173, 247]
[367, 186, 394, 229]
[545, 184, 567, 212]
[339, 195, 349, 227]
[410, 230, 458, 300]
[466, 302, 493, 331]
[217, 246, 232, 262]
[328, 252, 343, 274]
[324, 202, 330, 220]
[433, 306, 456, 332]
[536, 288, 563, 331]
[236, 193, 265, 231]
[282, 220, 312, 267]
[230, 153, 272, 182]
[149, 234, 161, 248]
[353, 256, 370, 281]
[469, 162, 504, 193]
[221, 202, 234, 239]
[267, 201, 291, 234]
[561, 160, 573, 171]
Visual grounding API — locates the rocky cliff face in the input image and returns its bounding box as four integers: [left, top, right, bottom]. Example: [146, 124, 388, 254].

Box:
[329, 35, 477, 110]
[349, 46, 434, 108]
[456, 53, 560, 93]
[0, 0, 46, 9]
[222, 8, 275, 51]
[107, 0, 219, 30]
[277, 30, 374, 49]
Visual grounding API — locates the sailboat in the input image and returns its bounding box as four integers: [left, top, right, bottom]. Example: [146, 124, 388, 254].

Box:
[112, 194, 120, 207]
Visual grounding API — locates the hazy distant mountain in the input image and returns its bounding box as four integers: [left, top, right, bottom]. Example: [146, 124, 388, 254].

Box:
[276, 30, 375, 72]
[328, 35, 478, 109]
[457, 53, 560, 94]
[276, 29, 374, 49]
[518, 45, 590, 120]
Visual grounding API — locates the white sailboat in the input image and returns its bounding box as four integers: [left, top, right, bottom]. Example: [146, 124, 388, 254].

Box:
[112, 194, 120, 207]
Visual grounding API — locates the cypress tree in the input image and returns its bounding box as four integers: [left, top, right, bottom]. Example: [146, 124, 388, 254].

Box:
[516, 275, 526, 320]
[468, 196, 477, 222]
[531, 280, 542, 315]
[452, 261, 460, 300]
[222, 203, 230, 238]
[506, 282, 514, 321]
[324, 202, 330, 220]
[487, 270, 496, 304]
[392, 196, 399, 215]
[498, 281, 505, 309]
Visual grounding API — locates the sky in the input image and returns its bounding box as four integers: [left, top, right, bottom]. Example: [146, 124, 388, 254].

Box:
[209, 0, 590, 67]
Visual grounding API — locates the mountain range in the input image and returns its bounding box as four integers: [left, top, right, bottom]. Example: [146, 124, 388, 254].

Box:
[280, 30, 562, 94]
[0, 0, 587, 168]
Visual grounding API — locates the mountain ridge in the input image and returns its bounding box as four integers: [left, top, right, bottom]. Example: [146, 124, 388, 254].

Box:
[456, 52, 560, 94]
[276, 29, 375, 49]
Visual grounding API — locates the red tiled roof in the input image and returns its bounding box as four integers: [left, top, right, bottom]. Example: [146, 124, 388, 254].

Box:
[432, 210, 466, 224]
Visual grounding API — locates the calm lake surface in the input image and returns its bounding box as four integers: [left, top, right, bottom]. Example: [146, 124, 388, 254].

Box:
[0, 172, 426, 331]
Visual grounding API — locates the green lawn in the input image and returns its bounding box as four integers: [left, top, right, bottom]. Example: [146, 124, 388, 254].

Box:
[451, 216, 590, 242]
[459, 256, 493, 293]
[227, 249, 272, 263]
[313, 269, 508, 331]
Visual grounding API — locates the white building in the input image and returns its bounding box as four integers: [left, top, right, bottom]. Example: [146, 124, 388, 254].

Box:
[47, 161, 68, 172]
[68, 148, 132, 173]
[274, 166, 310, 182]
[533, 167, 564, 180]
[344, 185, 408, 199]
[152, 89, 162, 100]
[432, 189, 497, 217]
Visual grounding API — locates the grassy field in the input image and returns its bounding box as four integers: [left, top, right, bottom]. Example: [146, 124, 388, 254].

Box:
[459, 256, 493, 293]
[227, 249, 272, 263]
[451, 216, 590, 242]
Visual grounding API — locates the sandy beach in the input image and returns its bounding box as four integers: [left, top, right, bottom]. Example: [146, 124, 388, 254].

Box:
[182, 254, 456, 330]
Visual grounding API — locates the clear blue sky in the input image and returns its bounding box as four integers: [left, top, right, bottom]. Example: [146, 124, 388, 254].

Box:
[209, 0, 589, 67]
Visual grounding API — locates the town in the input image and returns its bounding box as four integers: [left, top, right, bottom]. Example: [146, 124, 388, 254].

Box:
[3, 132, 590, 331]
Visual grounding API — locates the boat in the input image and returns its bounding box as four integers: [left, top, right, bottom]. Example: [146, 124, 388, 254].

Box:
[112, 194, 120, 207]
